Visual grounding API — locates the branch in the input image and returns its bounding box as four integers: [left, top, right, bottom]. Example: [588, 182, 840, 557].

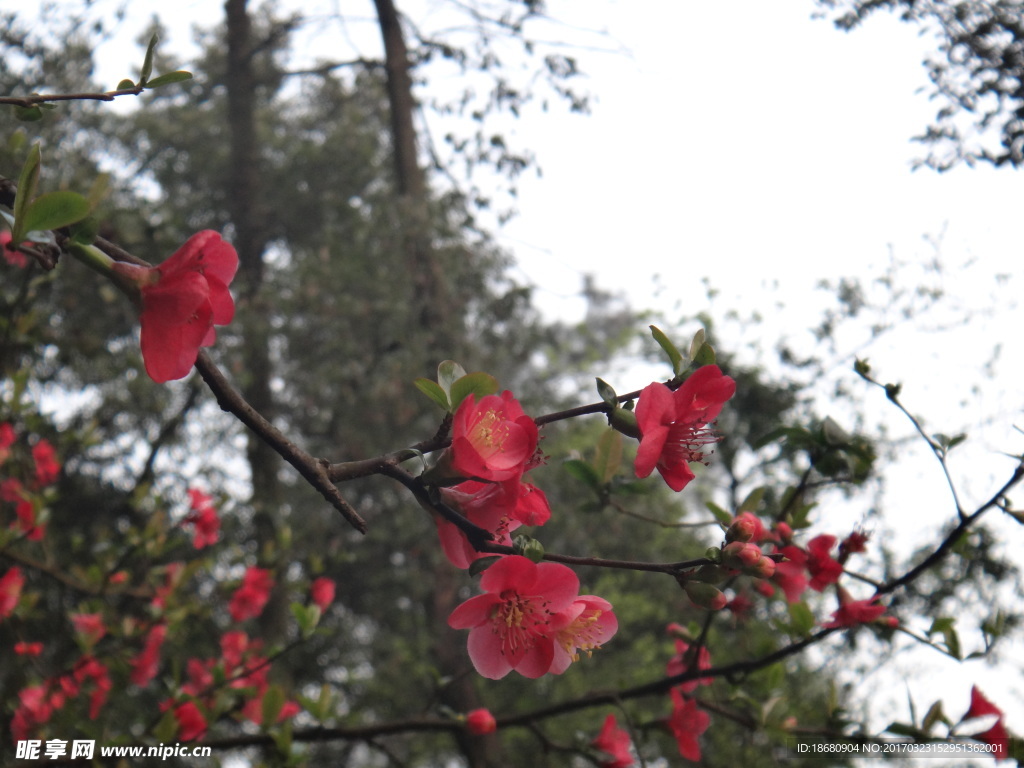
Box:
[0, 86, 146, 107]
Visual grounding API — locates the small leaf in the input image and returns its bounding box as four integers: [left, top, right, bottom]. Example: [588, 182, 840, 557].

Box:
[145, 71, 193, 88]
[153, 708, 178, 742]
[705, 501, 733, 527]
[738, 487, 765, 514]
[853, 358, 871, 378]
[595, 377, 618, 407]
[650, 325, 684, 374]
[885, 722, 925, 739]
[140, 33, 158, 85]
[593, 428, 623, 484]
[692, 342, 716, 366]
[688, 328, 706, 360]
[414, 378, 449, 410]
[437, 360, 468, 396]
[21, 190, 92, 233]
[69, 217, 100, 246]
[449, 372, 499, 410]
[512, 535, 544, 562]
[468, 556, 501, 577]
[116, 79, 136, 90]
[261, 684, 286, 728]
[563, 459, 601, 491]
[921, 700, 948, 734]
[87, 173, 111, 209]
[13, 143, 42, 242]
[13, 105, 44, 122]
[787, 601, 816, 636]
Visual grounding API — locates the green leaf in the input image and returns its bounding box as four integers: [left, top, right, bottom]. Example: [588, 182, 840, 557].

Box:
[595, 377, 618, 407]
[854, 358, 871, 378]
[593, 428, 623, 484]
[290, 602, 320, 638]
[437, 360, 467, 397]
[69, 217, 100, 246]
[116, 79, 136, 90]
[87, 173, 111, 209]
[650, 325, 684, 374]
[512, 535, 544, 562]
[414, 377, 449, 410]
[692, 341, 717, 366]
[140, 34, 158, 85]
[921, 700, 948, 734]
[261, 684, 286, 728]
[449, 372, 499, 411]
[21, 190, 92, 233]
[885, 722, 925, 739]
[563, 458, 601, 491]
[787, 601, 815, 636]
[145, 71, 193, 88]
[13, 105, 44, 122]
[688, 328, 706, 360]
[12, 143, 42, 242]
[468, 556, 501, 577]
[738, 486, 765, 514]
[153, 708, 179, 742]
[705, 502, 733, 527]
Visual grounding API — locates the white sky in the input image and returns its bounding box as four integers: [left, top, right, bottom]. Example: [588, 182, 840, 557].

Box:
[35, 0, 1024, 751]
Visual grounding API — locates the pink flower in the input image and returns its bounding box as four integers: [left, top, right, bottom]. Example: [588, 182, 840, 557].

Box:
[435, 479, 551, 569]
[592, 714, 635, 768]
[172, 701, 207, 741]
[634, 366, 736, 491]
[961, 686, 1009, 759]
[241, 689, 301, 726]
[71, 613, 106, 647]
[228, 567, 274, 622]
[130, 624, 168, 686]
[448, 391, 539, 482]
[0, 566, 25, 619]
[549, 595, 618, 674]
[465, 708, 498, 735]
[667, 688, 711, 761]
[806, 535, 843, 591]
[73, 656, 111, 719]
[184, 489, 220, 549]
[14, 641, 43, 656]
[310, 577, 336, 611]
[448, 555, 581, 679]
[112, 231, 238, 383]
[31, 439, 60, 486]
[1, 230, 28, 268]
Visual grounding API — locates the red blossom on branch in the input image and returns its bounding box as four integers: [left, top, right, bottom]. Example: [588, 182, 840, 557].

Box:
[112, 231, 238, 383]
[184, 488, 220, 549]
[591, 713, 635, 768]
[634, 365, 736, 492]
[0, 566, 25, 619]
[805, 535, 843, 591]
[171, 701, 208, 742]
[549, 595, 618, 675]
[31, 439, 60, 486]
[14, 641, 44, 656]
[71, 613, 106, 648]
[447, 391, 539, 482]
[961, 686, 1010, 759]
[448, 555, 585, 679]
[667, 688, 711, 761]
[228, 567, 274, 622]
[0, 422, 15, 464]
[821, 590, 889, 628]
[465, 708, 497, 735]
[130, 623, 168, 687]
[310, 577, 336, 611]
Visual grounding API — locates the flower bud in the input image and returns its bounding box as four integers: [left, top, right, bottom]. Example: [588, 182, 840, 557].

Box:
[683, 581, 727, 611]
[465, 708, 497, 735]
[725, 516, 757, 543]
[749, 555, 776, 579]
[722, 541, 761, 569]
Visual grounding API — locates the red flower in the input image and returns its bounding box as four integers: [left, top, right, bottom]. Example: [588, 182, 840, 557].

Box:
[806, 535, 843, 591]
[228, 567, 274, 622]
[667, 688, 711, 761]
[962, 686, 1009, 759]
[435, 479, 551, 569]
[1, 230, 29, 268]
[0, 422, 14, 464]
[112, 231, 238, 383]
[465, 708, 498, 735]
[0, 566, 25, 619]
[822, 593, 888, 628]
[310, 577, 336, 611]
[448, 391, 539, 482]
[74, 656, 112, 719]
[172, 701, 207, 741]
[71, 613, 106, 647]
[130, 624, 168, 686]
[592, 714, 635, 768]
[11, 684, 53, 740]
[773, 545, 809, 603]
[184, 489, 220, 549]
[666, 637, 713, 694]
[549, 595, 618, 674]
[31, 439, 60, 486]
[634, 366, 736, 491]
[14, 641, 43, 656]
[448, 555, 581, 679]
